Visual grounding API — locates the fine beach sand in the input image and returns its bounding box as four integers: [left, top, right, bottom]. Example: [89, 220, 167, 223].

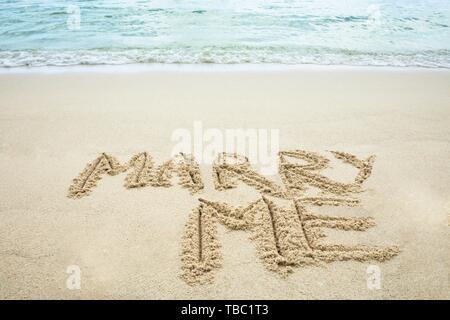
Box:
[0, 66, 448, 299]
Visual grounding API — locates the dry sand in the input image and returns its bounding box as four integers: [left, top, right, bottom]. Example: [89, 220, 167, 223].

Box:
[0, 65, 449, 299]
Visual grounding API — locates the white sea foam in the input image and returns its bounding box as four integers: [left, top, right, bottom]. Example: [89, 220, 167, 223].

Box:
[1, 48, 449, 68]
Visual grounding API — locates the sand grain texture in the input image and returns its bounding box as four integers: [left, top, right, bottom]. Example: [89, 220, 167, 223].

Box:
[0, 67, 448, 299]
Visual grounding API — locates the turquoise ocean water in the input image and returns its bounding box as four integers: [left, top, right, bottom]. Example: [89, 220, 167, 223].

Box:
[0, 0, 449, 67]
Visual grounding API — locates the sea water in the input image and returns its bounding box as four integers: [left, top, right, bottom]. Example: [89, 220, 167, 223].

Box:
[0, 0, 449, 67]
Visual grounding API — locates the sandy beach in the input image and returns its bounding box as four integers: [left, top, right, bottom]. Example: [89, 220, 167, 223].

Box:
[0, 66, 448, 299]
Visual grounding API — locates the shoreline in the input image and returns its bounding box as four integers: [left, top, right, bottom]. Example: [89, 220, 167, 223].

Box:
[1, 63, 450, 74]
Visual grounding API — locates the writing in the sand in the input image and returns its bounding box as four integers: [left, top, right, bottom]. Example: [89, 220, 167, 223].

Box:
[67, 150, 400, 285]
